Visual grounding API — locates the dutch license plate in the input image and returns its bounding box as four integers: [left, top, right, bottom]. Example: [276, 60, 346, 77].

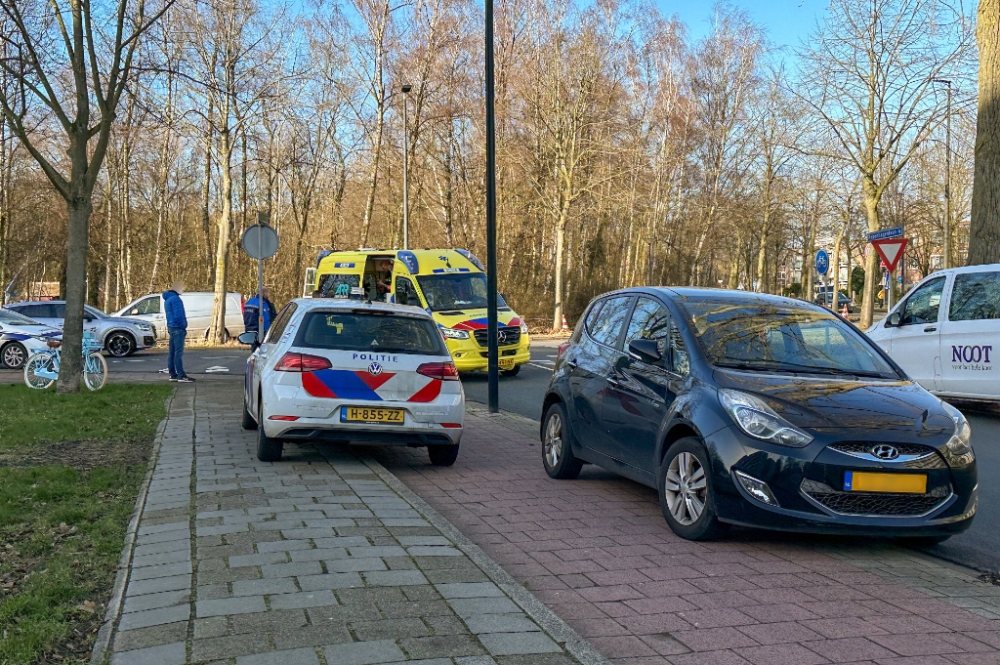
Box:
[341, 407, 404, 425]
[499, 359, 515, 370]
[844, 471, 926, 494]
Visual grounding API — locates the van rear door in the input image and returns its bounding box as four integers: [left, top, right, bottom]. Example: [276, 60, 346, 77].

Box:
[938, 269, 1000, 399]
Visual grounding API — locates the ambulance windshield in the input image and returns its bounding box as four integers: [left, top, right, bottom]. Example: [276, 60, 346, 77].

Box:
[416, 274, 507, 312]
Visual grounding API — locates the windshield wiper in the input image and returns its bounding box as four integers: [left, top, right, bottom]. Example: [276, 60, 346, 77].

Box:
[714, 360, 893, 379]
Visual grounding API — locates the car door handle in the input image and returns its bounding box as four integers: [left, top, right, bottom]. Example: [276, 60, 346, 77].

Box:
[606, 376, 620, 387]
[924, 326, 937, 333]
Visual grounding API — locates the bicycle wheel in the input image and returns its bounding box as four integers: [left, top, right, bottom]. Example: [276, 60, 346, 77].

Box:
[84, 352, 108, 391]
[24, 353, 56, 390]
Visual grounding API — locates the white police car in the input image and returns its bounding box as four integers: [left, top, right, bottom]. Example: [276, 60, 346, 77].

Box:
[0, 308, 62, 369]
[240, 298, 465, 465]
[867, 263, 1000, 401]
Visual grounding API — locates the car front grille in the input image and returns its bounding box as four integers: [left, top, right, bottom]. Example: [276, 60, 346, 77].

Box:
[827, 442, 946, 469]
[473, 326, 520, 347]
[801, 479, 951, 517]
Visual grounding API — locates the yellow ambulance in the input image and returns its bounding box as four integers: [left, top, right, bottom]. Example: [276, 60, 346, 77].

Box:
[312, 249, 531, 375]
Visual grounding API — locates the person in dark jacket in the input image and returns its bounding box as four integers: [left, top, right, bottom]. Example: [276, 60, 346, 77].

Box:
[244, 287, 277, 349]
[163, 282, 194, 383]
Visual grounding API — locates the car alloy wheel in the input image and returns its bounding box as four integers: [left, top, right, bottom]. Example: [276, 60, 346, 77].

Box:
[2, 342, 27, 369]
[106, 332, 135, 357]
[663, 452, 707, 525]
[544, 413, 563, 468]
[541, 402, 583, 479]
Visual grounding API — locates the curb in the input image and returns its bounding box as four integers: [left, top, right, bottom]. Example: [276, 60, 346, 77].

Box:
[90, 389, 176, 665]
[362, 456, 613, 665]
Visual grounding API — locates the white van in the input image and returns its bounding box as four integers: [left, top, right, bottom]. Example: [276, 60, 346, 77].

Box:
[867, 264, 1000, 401]
[115, 291, 246, 342]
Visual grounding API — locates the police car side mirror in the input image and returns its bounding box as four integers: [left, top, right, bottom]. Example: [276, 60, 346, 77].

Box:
[886, 312, 901, 328]
[237, 332, 257, 345]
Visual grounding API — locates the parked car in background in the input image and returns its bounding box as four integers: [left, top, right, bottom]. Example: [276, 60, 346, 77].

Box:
[867, 264, 1000, 402]
[814, 291, 854, 313]
[6, 301, 155, 357]
[541, 287, 976, 543]
[0, 308, 62, 369]
[115, 291, 246, 342]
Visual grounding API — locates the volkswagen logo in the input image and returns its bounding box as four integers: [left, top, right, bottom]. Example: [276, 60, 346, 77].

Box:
[368, 362, 383, 376]
[497, 330, 508, 345]
[871, 444, 900, 461]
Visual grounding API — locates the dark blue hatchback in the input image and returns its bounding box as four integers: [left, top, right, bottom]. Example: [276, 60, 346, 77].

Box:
[540, 288, 977, 542]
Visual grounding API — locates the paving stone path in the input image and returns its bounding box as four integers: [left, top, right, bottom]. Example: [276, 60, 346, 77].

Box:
[97, 384, 593, 665]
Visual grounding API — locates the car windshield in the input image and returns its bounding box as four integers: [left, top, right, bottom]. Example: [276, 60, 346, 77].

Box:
[0, 308, 44, 326]
[294, 311, 448, 355]
[679, 298, 899, 379]
[416, 274, 507, 312]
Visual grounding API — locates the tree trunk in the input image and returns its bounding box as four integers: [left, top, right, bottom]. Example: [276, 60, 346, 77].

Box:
[551, 213, 567, 330]
[57, 195, 93, 393]
[103, 178, 113, 310]
[969, 0, 1000, 265]
[860, 184, 881, 328]
[210, 129, 234, 344]
[361, 113, 385, 247]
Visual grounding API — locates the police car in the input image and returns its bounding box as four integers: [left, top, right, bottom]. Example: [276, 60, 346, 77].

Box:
[240, 298, 464, 465]
[0, 308, 63, 369]
[867, 264, 1000, 402]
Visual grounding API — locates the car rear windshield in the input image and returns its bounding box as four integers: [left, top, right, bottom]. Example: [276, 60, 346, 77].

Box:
[678, 298, 899, 379]
[294, 311, 448, 355]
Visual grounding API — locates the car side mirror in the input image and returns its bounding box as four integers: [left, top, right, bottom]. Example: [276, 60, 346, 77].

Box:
[628, 339, 661, 364]
[887, 312, 901, 327]
[129, 308, 139, 315]
[237, 331, 258, 345]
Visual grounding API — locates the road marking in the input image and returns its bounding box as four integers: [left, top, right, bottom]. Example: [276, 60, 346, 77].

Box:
[528, 362, 555, 372]
[205, 366, 230, 373]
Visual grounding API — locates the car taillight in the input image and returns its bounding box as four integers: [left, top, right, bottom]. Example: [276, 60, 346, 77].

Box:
[557, 342, 570, 359]
[416, 362, 459, 381]
[276, 352, 332, 372]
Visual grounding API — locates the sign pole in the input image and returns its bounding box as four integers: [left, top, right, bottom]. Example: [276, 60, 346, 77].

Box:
[485, 0, 499, 413]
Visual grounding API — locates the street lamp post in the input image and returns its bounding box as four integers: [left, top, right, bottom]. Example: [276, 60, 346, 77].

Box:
[933, 79, 952, 269]
[485, 0, 499, 412]
[401, 84, 412, 250]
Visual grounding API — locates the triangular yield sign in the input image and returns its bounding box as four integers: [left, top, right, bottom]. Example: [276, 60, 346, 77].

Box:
[872, 237, 908, 272]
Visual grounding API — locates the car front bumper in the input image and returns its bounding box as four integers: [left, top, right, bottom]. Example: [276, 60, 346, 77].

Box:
[447, 336, 531, 372]
[704, 425, 977, 537]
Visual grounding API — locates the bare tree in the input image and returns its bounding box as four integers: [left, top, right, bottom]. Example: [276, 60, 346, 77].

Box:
[0, 0, 168, 391]
[798, 0, 972, 327]
[969, 0, 1000, 264]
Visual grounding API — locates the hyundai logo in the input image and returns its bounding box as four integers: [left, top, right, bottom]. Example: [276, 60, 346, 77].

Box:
[368, 362, 383, 376]
[871, 444, 900, 461]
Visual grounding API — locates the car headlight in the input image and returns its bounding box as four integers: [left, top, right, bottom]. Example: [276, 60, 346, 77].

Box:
[136, 324, 153, 332]
[719, 389, 813, 447]
[941, 400, 974, 461]
[520, 322, 529, 334]
[441, 328, 469, 340]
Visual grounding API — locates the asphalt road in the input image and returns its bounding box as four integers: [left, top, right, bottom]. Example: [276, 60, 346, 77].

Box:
[5, 339, 1000, 573]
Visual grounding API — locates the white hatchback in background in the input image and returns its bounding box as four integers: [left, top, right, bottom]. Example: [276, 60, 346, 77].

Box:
[867, 263, 1000, 402]
[241, 298, 465, 465]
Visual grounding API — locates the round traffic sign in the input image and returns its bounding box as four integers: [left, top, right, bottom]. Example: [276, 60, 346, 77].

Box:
[815, 249, 829, 275]
[241, 224, 279, 259]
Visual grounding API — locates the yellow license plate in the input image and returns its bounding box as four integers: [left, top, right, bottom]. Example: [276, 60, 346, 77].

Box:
[341, 407, 404, 424]
[844, 471, 926, 494]
[499, 359, 515, 370]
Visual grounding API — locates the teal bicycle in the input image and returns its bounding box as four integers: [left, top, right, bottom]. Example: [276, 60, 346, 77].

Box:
[24, 331, 108, 391]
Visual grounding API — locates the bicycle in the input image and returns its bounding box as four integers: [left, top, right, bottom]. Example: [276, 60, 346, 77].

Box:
[23, 331, 108, 391]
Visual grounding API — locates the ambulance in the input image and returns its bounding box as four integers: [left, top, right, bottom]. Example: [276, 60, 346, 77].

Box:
[312, 249, 531, 375]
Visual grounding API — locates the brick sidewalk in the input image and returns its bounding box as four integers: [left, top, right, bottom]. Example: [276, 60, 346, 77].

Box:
[96, 384, 597, 665]
[369, 406, 1000, 665]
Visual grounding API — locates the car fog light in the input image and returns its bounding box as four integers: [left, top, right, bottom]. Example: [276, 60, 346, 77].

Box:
[735, 470, 778, 506]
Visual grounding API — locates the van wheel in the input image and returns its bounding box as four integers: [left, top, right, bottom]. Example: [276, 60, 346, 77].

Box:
[658, 438, 727, 541]
[256, 401, 283, 461]
[541, 402, 583, 479]
[428, 444, 460, 466]
[501, 365, 521, 377]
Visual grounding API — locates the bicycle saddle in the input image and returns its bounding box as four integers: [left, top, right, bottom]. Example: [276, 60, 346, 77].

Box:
[46, 340, 62, 348]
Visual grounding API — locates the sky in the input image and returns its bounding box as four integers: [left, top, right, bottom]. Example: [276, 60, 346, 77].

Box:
[658, 0, 828, 51]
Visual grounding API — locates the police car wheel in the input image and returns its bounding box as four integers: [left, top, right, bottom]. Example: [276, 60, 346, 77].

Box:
[1, 342, 27, 369]
[256, 401, 283, 461]
[428, 444, 460, 467]
[501, 365, 521, 377]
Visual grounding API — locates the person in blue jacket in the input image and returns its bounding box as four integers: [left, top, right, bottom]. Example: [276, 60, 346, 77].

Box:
[244, 287, 277, 349]
[163, 281, 194, 383]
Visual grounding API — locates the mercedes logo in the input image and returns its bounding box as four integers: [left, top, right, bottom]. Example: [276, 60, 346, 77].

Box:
[368, 362, 383, 376]
[871, 444, 900, 461]
[497, 330, 508, 344]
